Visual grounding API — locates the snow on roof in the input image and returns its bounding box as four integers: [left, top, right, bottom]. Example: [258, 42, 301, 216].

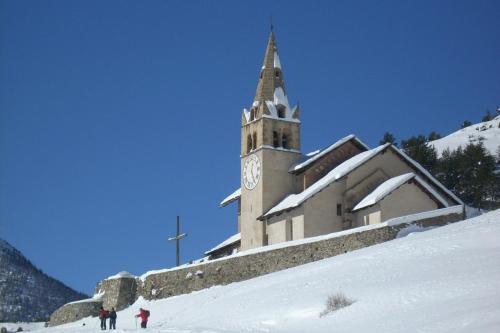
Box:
[220, 188, 241, 207]
[204, 233, 241, 255]
[289, 135, 370, 173]
[353, 173, 415, 211]
[105, 271, 137, 280]
[274, 51, 281, 69]
[393, 146, 464, 205]
[264, 144, 390, 217]
[353, 173, 449, 212]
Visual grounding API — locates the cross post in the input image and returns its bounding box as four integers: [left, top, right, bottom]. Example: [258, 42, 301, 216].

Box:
[167, 215, 187, 266]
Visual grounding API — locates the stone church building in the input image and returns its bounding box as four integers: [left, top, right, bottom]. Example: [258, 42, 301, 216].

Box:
[205, 32, 463, 259]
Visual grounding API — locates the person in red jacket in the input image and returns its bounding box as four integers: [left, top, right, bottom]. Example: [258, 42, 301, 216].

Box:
[98, 306, 109, 330]
[135, 308, 149, 329]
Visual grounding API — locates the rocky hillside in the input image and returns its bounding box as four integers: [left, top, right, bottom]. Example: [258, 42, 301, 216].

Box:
[0, 239, 87, 322]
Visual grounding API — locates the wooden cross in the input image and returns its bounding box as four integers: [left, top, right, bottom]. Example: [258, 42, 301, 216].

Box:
[167, 216, 187, 266]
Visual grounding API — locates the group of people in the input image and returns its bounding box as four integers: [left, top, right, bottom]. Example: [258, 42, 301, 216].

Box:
[98, 307, 117, 330]
[98, 306, 150, 330]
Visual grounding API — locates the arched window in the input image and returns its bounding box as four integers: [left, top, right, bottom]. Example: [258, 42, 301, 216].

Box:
[282, 134, 288, 149]
[273, 131, 279, 148]
[250, 108, 255, 121]
[252, 132, 257, 150]
[277, 105, 286, 118]
[247, 134, 252, 153]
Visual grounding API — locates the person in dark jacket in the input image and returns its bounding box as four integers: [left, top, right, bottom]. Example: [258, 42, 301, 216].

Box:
[135, 308, 149, 329]
[108, 307, 117, 330]
[98, 306, 109, 330]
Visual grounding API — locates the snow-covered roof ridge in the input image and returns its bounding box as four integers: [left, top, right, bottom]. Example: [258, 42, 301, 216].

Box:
[264, 144, 390, 217]
[204, 233, 241, 255]
[105, 271, 137, 280]
[429, 116, 500, 157]
[353, 173, 416, 211]
[289, 135, 370, 173]
[352, 173, 449, 212]
[220, 188, 241, 207]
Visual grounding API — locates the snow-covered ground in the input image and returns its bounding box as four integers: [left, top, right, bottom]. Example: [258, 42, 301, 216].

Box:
[429, 116, 500, 157]
[19, 209, 500, 333]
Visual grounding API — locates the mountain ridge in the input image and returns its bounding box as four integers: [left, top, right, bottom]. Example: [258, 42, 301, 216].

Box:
[0, 238, 88, 322]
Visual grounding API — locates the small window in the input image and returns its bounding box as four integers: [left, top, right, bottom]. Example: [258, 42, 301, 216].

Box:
[282, 134, 288, 149]
[275, 70, 280, 79]
[247, 134, 252, 153]
[336, 204, 342, 216]
[250, 109, 255, 121]
[277, 105, 286, 118]
[273, 131, 279, 147]
[252, 132, 257, 150]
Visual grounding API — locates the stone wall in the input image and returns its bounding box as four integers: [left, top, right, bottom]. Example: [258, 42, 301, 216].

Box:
[140, 208, 463, 300]
[49, 207, 463, 326]
[96, 277, 138, 311]
[49, 300, 102, 326]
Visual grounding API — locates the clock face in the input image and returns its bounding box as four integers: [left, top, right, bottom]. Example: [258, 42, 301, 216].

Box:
[243, 154, 261, 190]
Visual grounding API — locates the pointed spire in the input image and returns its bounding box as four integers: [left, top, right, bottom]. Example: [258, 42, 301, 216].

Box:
[254, 31, 285, 103]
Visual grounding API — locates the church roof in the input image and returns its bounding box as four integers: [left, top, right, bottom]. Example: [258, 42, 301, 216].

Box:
[220, 188, 241, 207]
[262, 143, 463, 219]
[204, 233, 241, 256]
[263, 144, 391, 218]
[289, 134, 369, 174]
[352, 173, 449, 212]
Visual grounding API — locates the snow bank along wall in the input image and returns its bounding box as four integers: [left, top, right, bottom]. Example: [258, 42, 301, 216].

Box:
[49, 206, 463, 326]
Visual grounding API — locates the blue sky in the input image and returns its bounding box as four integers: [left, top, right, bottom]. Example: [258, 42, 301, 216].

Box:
[1, 0, 499, 294]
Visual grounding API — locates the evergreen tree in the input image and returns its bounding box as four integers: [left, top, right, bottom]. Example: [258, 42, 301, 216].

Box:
[461, 120, 472, 129]
[379, 132, 397, 147]
[401, 135, 437, 172]
[482, 110, 494, 122]
[434, 142, 499, 209]
[428, 131, 442, 141]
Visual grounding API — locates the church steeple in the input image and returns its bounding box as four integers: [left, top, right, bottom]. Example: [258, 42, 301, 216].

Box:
[254, 32, 284, 102]
[243, 32, 300, 124]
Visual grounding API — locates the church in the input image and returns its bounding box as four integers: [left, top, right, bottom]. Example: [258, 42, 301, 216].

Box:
[204, 32, 463, 259]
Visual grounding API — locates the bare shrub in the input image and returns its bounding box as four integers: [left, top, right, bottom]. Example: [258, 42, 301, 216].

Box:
[319, 292, 354, 317]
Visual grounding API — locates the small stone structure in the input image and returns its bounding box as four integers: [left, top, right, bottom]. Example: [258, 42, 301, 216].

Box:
[49, 206, 463, 326]
[49, 299, 102, 326]
[49, 272, 138, 326]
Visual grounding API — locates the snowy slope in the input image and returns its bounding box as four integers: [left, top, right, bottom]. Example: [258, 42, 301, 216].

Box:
[429, 116, 500, 157]
[32, 210, 500, 333]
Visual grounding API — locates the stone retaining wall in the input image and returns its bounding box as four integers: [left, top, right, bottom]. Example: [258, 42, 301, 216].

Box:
[49, 300, 102, 326]
[49, 207, 463, 326]
[140, 209, 462, 300]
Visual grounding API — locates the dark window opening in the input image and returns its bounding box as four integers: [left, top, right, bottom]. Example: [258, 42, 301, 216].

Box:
[282, 134, 288, 149]
[275, 70, 280, 79]
[273, 131, 279, 148]
[336, 204, 342, 216]
[277, 105, 286, 118]
[250, 108, 256, 121]
[247, 134, 252, 153]
[252, 132, 257, 150]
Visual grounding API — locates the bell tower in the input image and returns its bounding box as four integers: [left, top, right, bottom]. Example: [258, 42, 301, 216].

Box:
[240, 31, 301, 250]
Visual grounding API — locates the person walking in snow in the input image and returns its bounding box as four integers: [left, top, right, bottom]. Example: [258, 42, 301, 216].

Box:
[135, 308, 149, 329]
[98, 306, 109, 330]
[108, 307, 117, 330]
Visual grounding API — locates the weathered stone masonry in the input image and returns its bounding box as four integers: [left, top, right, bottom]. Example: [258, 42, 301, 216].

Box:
[49, 207, 463, 326]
